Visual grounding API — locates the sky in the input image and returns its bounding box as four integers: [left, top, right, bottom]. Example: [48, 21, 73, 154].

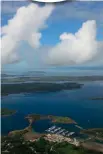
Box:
[1, 1, 103, 74]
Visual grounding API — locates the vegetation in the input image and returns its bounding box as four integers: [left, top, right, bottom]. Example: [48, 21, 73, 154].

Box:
[49, 115, 77, 124]
[25, 114, 76, 125]
[26, 114, 41, 121]
[8, 126, 32, 137]
[1, 135, 101, 154]
[81, 128, 103, 140]
[1, 82, 82, 96]
[25, 114, 44, 126]
[1, 108, 16, 116]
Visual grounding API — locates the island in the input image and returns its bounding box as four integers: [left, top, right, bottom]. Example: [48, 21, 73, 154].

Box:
[1, 108, 17, 116]
[25, 114, 77, 125]
[1, 82, 83, 96]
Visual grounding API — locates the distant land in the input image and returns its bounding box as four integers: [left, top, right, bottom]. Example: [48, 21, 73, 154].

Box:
[1, 108, 17, 117]
[1, 75, 103, 84]
[1, 82, 83, 96]
[89, 97, 103, 100]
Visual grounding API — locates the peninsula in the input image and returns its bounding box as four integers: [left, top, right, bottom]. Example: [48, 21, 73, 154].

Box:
[81, 128, 103, 141]
[8, 126, 32, 137]
[25, 114, 77, 125]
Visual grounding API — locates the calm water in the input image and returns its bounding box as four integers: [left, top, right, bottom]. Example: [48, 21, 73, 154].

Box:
[1, 81, 103, 135]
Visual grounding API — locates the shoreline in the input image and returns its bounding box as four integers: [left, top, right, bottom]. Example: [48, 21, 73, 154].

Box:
[1, 111, 17, 117]
[25, 114, 77, 125]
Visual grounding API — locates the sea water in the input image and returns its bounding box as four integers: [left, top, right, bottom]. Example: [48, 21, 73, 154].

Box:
[1, 81, 103, 135]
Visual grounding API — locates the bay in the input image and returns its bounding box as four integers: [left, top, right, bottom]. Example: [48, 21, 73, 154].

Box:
[1, 81, 103, 135]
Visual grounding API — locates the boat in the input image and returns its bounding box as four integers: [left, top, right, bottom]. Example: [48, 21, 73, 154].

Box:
[56, 129, 65, 135]
[67, 132, 75, 136]
[61, 132, 66, 136]
[45, 126, 56, 132]
[64, 131, 69, 134]
[52, 127, 61, 133]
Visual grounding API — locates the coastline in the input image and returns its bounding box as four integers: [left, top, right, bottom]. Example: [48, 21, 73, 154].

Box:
[25, 114, 77, 125]
[1, 111, 17, 117]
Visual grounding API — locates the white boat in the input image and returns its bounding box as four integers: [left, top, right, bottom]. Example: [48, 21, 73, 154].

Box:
[52, 127, 61, 133]
[45, 126, 56, 132]
[56, 129, 65, 134]
[67, 132, 75, 136]
[64, 131, 69, 134]
[61, 132, 66, 136]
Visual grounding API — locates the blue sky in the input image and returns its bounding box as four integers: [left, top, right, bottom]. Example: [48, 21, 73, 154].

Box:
[1, 1, 103, 74]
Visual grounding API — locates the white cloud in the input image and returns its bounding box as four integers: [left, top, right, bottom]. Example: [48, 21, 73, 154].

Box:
[47, 20, 103, 65]
[1, 3, 54, 64]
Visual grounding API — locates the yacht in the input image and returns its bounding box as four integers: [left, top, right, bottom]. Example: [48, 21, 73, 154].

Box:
[45, 126, 56, 132]
[51, 127, 61, 133]
[56, 129, 65, 135]
[67, 132, 75, 136]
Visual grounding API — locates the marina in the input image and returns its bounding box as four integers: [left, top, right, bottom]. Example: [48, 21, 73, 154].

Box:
[45, 126, 75, 137]
[45, 126, 56, 132]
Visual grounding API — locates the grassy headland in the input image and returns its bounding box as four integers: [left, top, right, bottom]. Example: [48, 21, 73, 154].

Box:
[8, 126, 32, 137]
[48, 115, 77, 124]
[25, 114, 77, 125]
